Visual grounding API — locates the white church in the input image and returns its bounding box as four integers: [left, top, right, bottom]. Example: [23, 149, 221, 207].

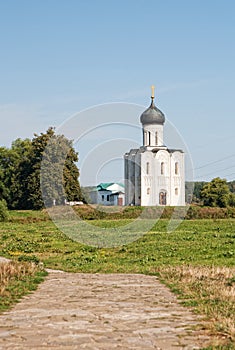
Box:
[124, 87, 185, 206]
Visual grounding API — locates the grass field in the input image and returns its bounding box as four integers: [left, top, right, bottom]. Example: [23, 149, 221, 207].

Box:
[0, 209, 235, 348]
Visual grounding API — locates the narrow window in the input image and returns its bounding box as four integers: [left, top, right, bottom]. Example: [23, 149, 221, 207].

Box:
[175, 188, 178, 195]
[146, 162, 150, 175]
[147, 188, 150, 195]
[161, 162, 164, 175]
[144, 131, 147, 145]
[155, 131, 158, 145]
[107, 195, 110, 201]
[148, 131, 151, 145]
[175, 162, 179, 175]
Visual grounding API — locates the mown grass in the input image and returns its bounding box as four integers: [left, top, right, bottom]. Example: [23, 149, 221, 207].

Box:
[2, 217, 234, 270]
[0, 209, 235, 347]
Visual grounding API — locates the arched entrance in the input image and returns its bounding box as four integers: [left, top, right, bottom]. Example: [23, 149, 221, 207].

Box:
[159, 191, 167, 205]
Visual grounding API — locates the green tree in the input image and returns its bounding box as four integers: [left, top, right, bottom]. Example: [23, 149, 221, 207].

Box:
[26, 127, 55, 209]
[29, 127, 82, 209]
[0, 128, 82, 209]
[193, 181, 206, 203]
[200, 177, 230, 208]
[228, 192, 235, 207]
[63, 146, 82, 202]
[10, 138, 33, 209]
[0, 199, 9, 221]
[185, 181, 206, 204]
[0, 146, 20, 206]
[228, 180, 235, 193]
[0, 168, 7, 200]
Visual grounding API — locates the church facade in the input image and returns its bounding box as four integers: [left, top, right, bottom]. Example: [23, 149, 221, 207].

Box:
[124, 88, 185, 206]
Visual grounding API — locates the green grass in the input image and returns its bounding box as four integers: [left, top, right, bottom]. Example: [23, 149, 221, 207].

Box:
[0, 210, 235, 347]
[1, 216, 234, 271]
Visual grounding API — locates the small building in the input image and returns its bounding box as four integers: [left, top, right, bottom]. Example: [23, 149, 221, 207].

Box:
[89, 183, 125, 206]
[124, 87, 185, 206]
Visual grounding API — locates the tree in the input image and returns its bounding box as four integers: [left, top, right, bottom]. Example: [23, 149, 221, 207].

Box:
[0, 128, 83, 209]
[229, 192, 235, 207]
[185, 181, 206, 204]
[193, 181, 206, 203]
[0, 168, 7, 201]
[29, 127, 82, 209]
[200, 177, 230, 208]
[0, 199, 9, 221]
[0, 146, 20, 206]
[26, 127, 55, 209]
[63, 146, 82, 201]
[10, 138, 33, 209]
[228, 180, 235, 193]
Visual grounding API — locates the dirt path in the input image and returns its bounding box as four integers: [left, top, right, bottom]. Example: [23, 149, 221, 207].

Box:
[0, 270, 212, 349]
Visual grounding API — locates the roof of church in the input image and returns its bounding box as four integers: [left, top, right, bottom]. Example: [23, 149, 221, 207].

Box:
[140, 96, 165, 125]
[151, 148, 184, 154]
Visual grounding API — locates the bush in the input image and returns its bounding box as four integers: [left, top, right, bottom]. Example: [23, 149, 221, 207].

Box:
[0, 199, 9, 221]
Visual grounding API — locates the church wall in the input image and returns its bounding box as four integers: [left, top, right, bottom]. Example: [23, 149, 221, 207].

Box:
[124, 155, 129, 205]
[124, 151, 138, 205]
[170, 151, 185, 206]
[140, 150, 177, 206]
[140, 151, 154, 206]
[126, 148, 185, 207]
[154, 150, 171, 205]
[124, 155, 133, 206]
[134, 153, 141, 206]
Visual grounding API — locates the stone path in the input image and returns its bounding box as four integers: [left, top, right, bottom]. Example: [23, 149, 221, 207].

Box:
[0, 269, 212, 349]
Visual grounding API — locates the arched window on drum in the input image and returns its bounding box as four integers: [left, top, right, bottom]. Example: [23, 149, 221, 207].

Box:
[175, 162, 179, 175]
[146, 162, 150, 175]
[155, 132, 158, 146]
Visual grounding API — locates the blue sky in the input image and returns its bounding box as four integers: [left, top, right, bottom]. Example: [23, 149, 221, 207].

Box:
[0, 0, 235, 185]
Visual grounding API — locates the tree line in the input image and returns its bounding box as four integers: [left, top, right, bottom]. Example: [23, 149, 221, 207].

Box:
[1, 127, 234, 211]
[187, 177, 235, 207]
[0, 127, 83, 210]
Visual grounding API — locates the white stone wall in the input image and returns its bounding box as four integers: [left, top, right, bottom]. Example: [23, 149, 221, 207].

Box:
[143, 124, 164, 147]
[125, 148, 185, 207]
[155, 150, 171, 205]
[140, 150, 173, 206]
[170, 151, 185, 206]
[141, 151, 153, 206]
